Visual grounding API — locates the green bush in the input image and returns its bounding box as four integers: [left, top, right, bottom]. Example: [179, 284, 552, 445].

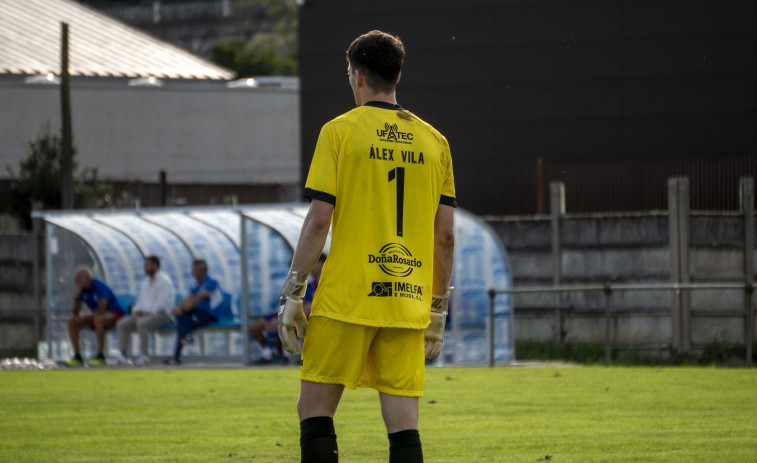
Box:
[516, 340, 668, 366]
[515, 340, 605, 364]
[700, 335, 733, 365]
[5, 125, 111, 229]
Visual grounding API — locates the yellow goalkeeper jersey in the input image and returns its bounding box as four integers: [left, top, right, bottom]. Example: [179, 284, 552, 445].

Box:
[304, 101, 456, 329]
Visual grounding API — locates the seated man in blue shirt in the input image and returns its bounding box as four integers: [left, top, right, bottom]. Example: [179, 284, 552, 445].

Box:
[66, 267, 124, 367]
[164, 259, 223, 365]
[249, 254, 325, 365]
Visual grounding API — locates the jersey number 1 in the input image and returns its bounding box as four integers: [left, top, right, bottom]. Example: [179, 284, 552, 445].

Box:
[388, 167, 405, 237]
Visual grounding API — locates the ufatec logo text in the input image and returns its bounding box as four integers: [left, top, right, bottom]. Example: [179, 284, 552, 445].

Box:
[377, 122, 413, 143]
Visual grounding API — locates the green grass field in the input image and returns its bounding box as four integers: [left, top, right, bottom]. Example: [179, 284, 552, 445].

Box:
[1, 366, 756, 462]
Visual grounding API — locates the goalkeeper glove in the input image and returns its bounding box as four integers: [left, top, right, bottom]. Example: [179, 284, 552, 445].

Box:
[277, 271, 308, 355]
[425, 287, 452, 359]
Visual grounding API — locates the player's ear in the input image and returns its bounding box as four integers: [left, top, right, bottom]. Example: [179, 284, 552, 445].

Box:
[355, 69, 365, 87]
[396, 71, 401, 85]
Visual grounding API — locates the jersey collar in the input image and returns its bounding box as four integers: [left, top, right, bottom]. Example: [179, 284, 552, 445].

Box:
[364, 100, 403, 110]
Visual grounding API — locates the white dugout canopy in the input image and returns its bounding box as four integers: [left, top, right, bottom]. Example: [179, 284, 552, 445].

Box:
[36, 205, 513, 365]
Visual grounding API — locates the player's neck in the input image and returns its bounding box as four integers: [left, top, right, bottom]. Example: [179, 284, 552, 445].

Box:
[360, 91, 397, 107]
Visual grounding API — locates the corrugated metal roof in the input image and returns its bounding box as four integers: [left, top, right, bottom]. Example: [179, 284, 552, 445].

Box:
[0, 0, 234, 80]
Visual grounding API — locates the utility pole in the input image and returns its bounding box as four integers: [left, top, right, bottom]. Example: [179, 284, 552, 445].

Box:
[60, 22, 74, 210]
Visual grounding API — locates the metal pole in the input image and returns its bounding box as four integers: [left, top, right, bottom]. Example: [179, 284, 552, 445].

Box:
[240, 213, 251, 365]
[489, 289, 496, 367]
[550, 182, 565, 344]
[45, 222, 54, 360]
[741, 177, 754, 367]
[60, 22, 74, 210]
[604, 283, 613, 366]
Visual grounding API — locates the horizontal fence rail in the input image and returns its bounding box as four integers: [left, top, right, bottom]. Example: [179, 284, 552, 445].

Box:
[488, 282, 755, 367]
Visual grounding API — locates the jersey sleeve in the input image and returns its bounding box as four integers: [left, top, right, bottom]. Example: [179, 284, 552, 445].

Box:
[439, 137, 457, 207]
[303, 123, 341, 205]
[202, 278, 219, 294]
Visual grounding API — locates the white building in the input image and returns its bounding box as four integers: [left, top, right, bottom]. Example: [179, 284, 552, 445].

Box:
[0, 0, 300, 210]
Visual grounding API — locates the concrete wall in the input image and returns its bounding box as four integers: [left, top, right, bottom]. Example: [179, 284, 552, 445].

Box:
[0, 79, 299, 185]
[2, 210, 755, 356]
[487, 211, 756, 353]
[0, 233, 39, 295]
[0, 232, 43, 353]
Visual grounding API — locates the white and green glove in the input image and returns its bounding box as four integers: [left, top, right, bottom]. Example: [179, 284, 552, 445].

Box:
[425, 287, 452, 359]
[277, 272, 308, 355]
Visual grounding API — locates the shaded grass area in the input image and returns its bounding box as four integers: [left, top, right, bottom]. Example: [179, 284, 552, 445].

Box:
[515, 340, 757, 366]
[1, 367, 756, 462]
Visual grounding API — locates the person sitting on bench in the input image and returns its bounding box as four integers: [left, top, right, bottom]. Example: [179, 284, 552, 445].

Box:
[114, 255, 175, 366]
[164, 259, 222, 365]
[249, 255, 325, 364]
[65, 267, 124, 367]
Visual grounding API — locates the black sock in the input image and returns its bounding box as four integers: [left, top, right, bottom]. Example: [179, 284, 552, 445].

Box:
[96, 353, 105, 360]
[73, 353, 82, 361]
[300, 416, 338, 463]
[388, 429, 423, 463]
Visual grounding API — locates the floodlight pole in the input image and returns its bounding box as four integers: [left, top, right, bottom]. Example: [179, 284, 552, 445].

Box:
[60, 22, 74, 210]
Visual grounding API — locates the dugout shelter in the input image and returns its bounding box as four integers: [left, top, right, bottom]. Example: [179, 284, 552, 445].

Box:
[36, 205, 513, 365]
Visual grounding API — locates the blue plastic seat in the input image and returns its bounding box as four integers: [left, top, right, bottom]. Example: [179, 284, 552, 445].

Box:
[116, 294, 137, 315]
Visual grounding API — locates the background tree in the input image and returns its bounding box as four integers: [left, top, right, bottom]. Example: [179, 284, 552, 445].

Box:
[5, 125, 112, 229]
[209, 0, 297, 77]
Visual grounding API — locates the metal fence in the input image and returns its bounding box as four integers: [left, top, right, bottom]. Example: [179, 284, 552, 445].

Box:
[482, 154, 757, 215]
[488, 282, 755, 367]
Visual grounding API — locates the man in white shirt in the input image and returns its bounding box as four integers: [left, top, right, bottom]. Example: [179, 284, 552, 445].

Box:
[115, 255, 175, 365]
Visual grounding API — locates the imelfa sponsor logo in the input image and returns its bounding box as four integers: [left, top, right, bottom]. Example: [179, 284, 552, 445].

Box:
[368, 282, 393, 297]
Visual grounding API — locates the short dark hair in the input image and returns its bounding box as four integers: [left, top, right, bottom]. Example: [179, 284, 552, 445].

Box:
[346, 30, 405, 94]
[192, 259, 208, 272]
[145, 255, 160, 267]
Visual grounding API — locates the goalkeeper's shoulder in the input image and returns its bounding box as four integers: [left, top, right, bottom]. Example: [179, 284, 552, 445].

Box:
[398, 110, 449, 147]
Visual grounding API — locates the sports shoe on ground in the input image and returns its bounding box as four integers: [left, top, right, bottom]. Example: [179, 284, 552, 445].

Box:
[88, 355, 106, 367]
[65, 355, 83, 367]
[134, 355, 150, 366]
[111, 351, 128, 365]
[163, 358, 182, 365]
[181, 335, 194, 345]
[260, 346, 273, 361]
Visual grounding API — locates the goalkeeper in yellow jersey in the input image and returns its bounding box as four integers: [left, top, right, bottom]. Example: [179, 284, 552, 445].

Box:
[278, 30, 456, 463]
